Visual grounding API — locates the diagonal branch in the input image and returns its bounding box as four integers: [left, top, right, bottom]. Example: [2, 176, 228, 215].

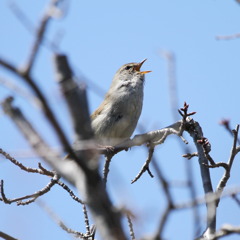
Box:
[185, 118, 216, 237]
[0, 56, 76, 163]
[215, 125, 240, 206]
[22, 0, 65, 74]
[53, 54, 93, 142]
[37, 200, 95, 240]
[0, 1, 77, 163]
[0, 148, 54, 177]
[2, 96, 126, 240]
[0, 231, 18, 240]
[52, 54, 126, 240]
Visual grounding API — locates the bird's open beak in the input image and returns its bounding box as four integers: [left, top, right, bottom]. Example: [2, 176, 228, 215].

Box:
[139, 70, 152, 74]
[135, 59, 152, 74]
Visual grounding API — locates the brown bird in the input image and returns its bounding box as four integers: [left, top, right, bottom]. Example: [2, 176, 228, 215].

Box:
[91, 59, 151, 146]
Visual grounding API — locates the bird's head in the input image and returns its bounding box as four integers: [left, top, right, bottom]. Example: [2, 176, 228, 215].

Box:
[111, 59, 151, 88]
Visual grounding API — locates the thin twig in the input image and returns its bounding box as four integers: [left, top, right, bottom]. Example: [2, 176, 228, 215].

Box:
[131, 147, 154, 184]
[127, 214, 136, 240]
[198, 138, 229, 171]
[215, 125, 240, 206]
[216, 33, 240, 40]
[174, 186, 240, 210]
[23, 5, 51, 74]
[219, 119, 240, 145]
[103, 155, 113, 184]
[0, 60, 77, 167]
[182, 152, 198, 159]
[197, 224, 240, 240]
[203, 162, 228, 170]
[163, 49, 201, 238]
[161, 50, 179, 120]
[0, 231, 18, 240]
[0, 77, 40, 107]
[232, 193, 240, 207]
[36, 199, 91, 239]
[0, 175, 59, 205]
[0, 148, 54, 177]
[83, 203, 91, 235]
[56, 181, 84, 204]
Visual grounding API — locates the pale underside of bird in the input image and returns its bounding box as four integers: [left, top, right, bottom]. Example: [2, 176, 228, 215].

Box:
[91, 59, 151, 146]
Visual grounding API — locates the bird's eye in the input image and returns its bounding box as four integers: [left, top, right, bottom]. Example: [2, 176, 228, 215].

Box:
[125, 66, 132, 70]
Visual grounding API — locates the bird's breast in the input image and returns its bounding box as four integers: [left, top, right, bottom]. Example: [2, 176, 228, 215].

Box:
[91, 80, 144, 145]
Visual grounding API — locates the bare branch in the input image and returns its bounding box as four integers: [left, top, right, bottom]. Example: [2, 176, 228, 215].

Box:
[210, 224, 240, 240]
[0, 148, 54, 177]
[185, 118, 216, 236]
[0, 77, 40, 107]
[161, 50, 179, 120]
[1, 96, 65, 170]
[0, 231, 18, 240]
[116, 120, 185, 150]
[157, 205, 172, 239]
[131, 147, 154, 184]
[215, 125, 240, 206]
[0, 151, 83, 205]
[127, 214, 136, 240]
[182, 152, 198, 159]
[197, 138, 229, 171]
[103, 155, 113, 184]
[82, 203, 91, 236]
[53, 54, 93, 142]
[23, 0, 64, 74]
[52, 54, 127, 239]
[216, 33, 240, 40]
[197, 224, 240, 240]
[203, 162, 228, 170]
[53, 54, 99, 172]
[174, 186, 240, 210]
[236, 145, 240, 154]
[37, 200, 94, 240]
[2, 96, 126, 240]
[70, 120, 186, 158]
[146, 152, 174, 239]
[0, 57, 76, 161]
[0, 174, 59, 205]
[231, 193, 240, 207]
[56, 181, 84, 204]
[219, 119, 240, 145]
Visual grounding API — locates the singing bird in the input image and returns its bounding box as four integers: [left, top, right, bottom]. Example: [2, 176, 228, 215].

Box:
[91, 59, 151, 146]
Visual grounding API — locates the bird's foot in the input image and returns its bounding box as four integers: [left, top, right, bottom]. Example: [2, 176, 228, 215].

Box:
[97, 144, 115, 154]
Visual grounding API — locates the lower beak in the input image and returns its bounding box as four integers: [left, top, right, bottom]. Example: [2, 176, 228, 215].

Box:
[139, 70, 152, 74]
[135, 59, 152, 74]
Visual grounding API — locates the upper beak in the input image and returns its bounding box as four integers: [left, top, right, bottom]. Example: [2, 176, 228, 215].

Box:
[134, 59, 152, 74]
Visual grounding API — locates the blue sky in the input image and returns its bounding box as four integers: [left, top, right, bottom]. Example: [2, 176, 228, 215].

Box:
[1, 1, 240, 240]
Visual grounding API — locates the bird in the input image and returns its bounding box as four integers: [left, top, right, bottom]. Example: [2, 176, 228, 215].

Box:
[91, 59, 151, 146]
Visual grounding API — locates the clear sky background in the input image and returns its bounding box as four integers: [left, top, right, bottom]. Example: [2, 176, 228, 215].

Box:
[0, 0, 240, 240]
